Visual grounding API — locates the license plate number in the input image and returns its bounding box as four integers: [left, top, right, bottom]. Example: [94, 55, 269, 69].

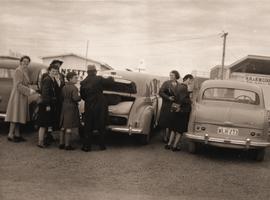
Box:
[217, 127, 239, 136]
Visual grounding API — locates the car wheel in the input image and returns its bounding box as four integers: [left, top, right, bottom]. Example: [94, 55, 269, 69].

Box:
[188, 141, 199, 154]
[253, 148, 265, 162]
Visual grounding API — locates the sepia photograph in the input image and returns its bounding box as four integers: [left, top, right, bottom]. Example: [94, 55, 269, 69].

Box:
[1, 0, 270, 199]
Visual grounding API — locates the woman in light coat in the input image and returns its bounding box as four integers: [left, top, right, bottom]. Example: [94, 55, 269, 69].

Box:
[6, 56, 36, 142]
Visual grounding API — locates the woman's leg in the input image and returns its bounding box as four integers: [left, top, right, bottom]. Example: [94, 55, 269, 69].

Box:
[165, 130, 175, 149]
[14, 123, 20, 137]
[8, 122, 16, 138]
[65, 129, 71, 147]
[168, 130, 175, 146]
[65, 128, 75, 150]
[163, 128, 170, 143]
[172, 132, 182, 150]
[38, 127, 46, 146]
[59, 128, 65, 146]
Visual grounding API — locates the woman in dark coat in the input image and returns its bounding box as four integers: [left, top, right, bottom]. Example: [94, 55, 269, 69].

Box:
[80, 64, 114, 152]
[59, 72, 81, 150]
[165, 74, 194, 151]
[37, 65, 59, 148]
[159, 70, 180, 141]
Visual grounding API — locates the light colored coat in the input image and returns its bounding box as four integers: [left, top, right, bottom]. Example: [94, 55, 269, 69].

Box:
[5, 66, 32, 124]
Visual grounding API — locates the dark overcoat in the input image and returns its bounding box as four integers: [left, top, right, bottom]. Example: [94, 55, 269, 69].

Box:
[40, 72, 65, 129]
[158, 80, 177, 128]
[170, 83, 192, 133]
[80, 74, 114, 132]
[53, 73, 65, 129]
[60, 82, 81, 129]
[37, 76, 57, 127]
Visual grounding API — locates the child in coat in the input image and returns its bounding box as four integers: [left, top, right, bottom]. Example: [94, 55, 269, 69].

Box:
[59, 72, 81, 150]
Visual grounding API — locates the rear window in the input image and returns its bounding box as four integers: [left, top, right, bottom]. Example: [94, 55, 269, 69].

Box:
[203, 87, 260, 105]
[0, 68, 15, 78]
[103, 78, 137, 94]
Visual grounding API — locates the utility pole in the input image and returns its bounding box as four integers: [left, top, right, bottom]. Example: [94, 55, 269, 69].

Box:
[85, 40, 89, 68]
[221, 32, 228, 80]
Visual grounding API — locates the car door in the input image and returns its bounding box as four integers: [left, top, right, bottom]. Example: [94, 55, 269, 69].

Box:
[0, 68, 15, 116]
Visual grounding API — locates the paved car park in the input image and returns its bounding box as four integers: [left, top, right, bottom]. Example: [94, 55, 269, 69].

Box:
[1, 124, 270, 200]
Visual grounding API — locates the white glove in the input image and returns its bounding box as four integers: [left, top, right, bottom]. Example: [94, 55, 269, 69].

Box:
[30, 88, 36, 95]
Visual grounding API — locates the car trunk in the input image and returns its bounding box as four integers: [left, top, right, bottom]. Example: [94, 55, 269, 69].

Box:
[103, 79, 137, 126]
[195, 101, 266, 130]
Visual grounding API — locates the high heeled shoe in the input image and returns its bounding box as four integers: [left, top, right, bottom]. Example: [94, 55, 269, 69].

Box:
[164, 144, 171, 150]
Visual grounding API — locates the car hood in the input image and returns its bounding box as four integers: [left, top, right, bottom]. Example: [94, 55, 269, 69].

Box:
[194, 101, 266, 129]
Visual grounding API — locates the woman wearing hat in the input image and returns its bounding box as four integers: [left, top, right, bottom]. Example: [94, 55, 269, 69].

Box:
[80, 64, 114, 152]
[37, 64, 59, 148]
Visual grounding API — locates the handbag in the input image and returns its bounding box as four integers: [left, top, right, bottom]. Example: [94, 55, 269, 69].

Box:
[170, 102, 181, 112]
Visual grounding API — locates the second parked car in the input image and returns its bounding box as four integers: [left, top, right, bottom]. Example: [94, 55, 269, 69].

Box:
[186, 80, 270, 161]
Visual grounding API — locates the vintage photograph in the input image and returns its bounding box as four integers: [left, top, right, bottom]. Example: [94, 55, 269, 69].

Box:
[1, 0, 270, 199]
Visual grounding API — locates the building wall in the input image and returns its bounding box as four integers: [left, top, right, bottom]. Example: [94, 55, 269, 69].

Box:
[210, 66, 229, 79]
[42, 55, 102, 71]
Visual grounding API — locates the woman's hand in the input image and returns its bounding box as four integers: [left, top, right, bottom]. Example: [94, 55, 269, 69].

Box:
[30, 88, 36, 95]
[169, 96, 175, 101]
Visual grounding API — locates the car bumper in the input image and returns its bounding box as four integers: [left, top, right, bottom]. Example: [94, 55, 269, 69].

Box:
[107, 125, 143, 135]
[0, 113, 6, 119]
[185, 133, 270, 148]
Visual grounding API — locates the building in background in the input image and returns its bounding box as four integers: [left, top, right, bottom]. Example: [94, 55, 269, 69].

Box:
[210, 55, 270, 81]
[42, 53, 113, 79]
[210, 55, 270, 109]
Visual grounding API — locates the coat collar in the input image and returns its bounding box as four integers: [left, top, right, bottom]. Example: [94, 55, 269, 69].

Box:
[18, 65, 30, 83]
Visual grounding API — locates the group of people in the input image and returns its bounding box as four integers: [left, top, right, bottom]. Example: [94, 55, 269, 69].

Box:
[159, 70, 194, 151]
[5, 55, 113, 152]
[5, 55, 193, 152]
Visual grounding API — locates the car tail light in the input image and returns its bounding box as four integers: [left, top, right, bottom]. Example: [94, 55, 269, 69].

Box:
[195, 124, 206, 132]
[267, 110, 270, 122]
[195, 124, 201, 131]
[250, 131, 262, 137]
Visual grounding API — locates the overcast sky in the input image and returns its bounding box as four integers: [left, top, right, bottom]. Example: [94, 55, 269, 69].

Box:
[1, 0, 270, 76]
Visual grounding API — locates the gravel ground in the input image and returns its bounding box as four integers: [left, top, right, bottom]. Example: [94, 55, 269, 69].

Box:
[0, 124, 270, 200]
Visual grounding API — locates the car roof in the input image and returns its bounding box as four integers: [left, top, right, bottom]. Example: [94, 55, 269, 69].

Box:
[99, 70, 167, 96]
[0, 58, 47, 69]
[201, 79, 263, 93]
[99, 70, 167, 82]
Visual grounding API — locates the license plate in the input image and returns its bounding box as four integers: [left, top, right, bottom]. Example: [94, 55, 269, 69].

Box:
[217, 127, 239, 136]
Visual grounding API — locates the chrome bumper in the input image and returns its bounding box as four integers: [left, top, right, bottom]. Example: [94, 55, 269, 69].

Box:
[108, 126, 143, 135]
[185, 133, 270, 148]
[0, 113, 6, 118]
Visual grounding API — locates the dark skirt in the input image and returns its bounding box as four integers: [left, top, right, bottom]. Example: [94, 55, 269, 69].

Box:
[37, 104, 56, 128]
[170, 112, 190, 133]
[158, 100, 173, 128]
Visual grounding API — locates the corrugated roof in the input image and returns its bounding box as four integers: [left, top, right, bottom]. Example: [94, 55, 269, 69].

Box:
[41, 53, 113, 70]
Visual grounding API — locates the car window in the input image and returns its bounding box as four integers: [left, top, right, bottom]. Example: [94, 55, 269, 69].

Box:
[203, 87, 260, 105]
[0, 68, 15, 78]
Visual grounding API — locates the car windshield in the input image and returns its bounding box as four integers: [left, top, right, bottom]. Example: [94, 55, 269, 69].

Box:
[203, 87, 260, 105]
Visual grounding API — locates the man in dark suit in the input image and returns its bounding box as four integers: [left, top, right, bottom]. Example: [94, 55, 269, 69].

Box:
[80, 65, 114, 152]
